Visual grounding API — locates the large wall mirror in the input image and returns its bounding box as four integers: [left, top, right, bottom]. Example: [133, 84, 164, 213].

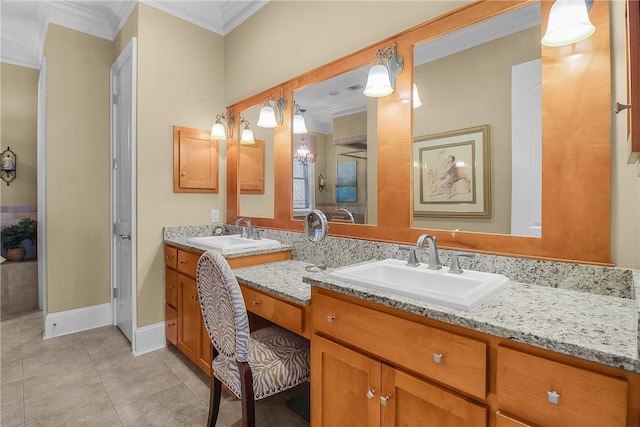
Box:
[292, 65, 378, 225]
[227, 0, 612, 264]
[412, 3, 542, 237]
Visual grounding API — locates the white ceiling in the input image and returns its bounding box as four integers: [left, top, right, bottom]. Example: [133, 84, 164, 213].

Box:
[0, 0, 267, 69]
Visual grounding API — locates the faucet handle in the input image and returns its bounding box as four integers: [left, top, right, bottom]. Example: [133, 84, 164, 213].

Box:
[239, 226, 248, 238]
[399, 245, 420, 267]
[253, 229, 264, 240]
[448, 252, 475, 274]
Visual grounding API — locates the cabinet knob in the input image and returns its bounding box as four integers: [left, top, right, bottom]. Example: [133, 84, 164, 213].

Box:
[179, 260, 187, 264]
[380, 395, 391, 406]
[191, 295, 198, 300]
[433, 353, 443, 364]
[326, 315, 336, 324]
[547, 390, 560, 405]
[366, 389, 376, 399]
[181, 172, 186, 176]
[167, 255, 174, 259]
[615, 102, 631, 114]
[251, 300, 260, 306]
[168, 285, 175, 289]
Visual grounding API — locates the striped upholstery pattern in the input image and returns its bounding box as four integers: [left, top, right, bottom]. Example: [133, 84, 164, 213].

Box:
[196, 250, 310, 400]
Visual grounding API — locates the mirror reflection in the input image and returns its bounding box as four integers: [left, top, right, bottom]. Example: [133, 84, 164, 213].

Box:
[238, 104, 275, 219]
[292, 65, 377, 225]
[412, 3, 542, 237]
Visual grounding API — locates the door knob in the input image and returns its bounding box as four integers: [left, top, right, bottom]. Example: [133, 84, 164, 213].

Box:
[119, 234, 131, 240]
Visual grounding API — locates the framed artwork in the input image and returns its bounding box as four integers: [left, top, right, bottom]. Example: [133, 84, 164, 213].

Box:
[413, 124, 491, 218]
[336, 160, 357, 202]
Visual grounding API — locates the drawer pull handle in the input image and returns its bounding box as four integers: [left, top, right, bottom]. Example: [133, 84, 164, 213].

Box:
[168, 285, 175, 289]
[547, 390, 560, 405]
[380, 395, 391, 406]
[433, 353, 443, 364]
[252, 301, 260, 306]
[326, 315, 336, 323]
[191, 295, 198, 301]
[366, 389, 376, 399]
[179, 260, 187, 264]
[167, 255, 174, 259]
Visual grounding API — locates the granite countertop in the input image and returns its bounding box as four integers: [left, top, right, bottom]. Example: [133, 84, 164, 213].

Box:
[164, 235, 293, 259]
[304, 267, 640, 374]
[233, 260, 313, 305]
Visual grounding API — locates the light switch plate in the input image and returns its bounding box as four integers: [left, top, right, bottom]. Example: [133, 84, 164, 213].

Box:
[210, 209, 220, 223]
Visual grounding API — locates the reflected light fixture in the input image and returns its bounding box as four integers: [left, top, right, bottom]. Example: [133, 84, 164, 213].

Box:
[364, 42, 404, 97]
[412, 83, 422, 109]
[294, 137, 315, 165]
[210, 110, 234, 140]
[541, 0, 595, 47]
[239, 117, 255, 145]
[293, 103, 308, 134]
[257, 88, 287, 128]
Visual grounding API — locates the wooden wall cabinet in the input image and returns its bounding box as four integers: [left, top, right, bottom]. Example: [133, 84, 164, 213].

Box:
[239, 139, 265, 194]
[173, 126, 219, 193]
[624, 0, 640, 163]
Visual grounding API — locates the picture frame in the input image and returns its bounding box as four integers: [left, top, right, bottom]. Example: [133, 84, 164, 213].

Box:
[413, 124, 491, 218]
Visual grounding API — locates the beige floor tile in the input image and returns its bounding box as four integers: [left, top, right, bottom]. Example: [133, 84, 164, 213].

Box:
[71, 409, 124, 427]
[159, 348, 210, 403]
[23, 356, 101, 404]
[1, 328, 23, 361]
[24, 381, 114, 427]
[1, 358, 23, 384]
[102, 360, 182, 408]
[22, 348, 93, 378]
[19, 326, 43, 344]
[179, 412, 208, 426]
[1, 379, 24, 412]
[116, 383, 207, 427]
[20, 333, 88, 361]
[82, 329, 131, 359]
[92, 349, 164, 381]
[0, 405, 25, 427]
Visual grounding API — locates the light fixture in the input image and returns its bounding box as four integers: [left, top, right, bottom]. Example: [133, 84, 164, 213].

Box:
[210, 110, 235, 140]
[294, 137, 315, 165]
[256, 88, 287, 128]
[412, 83, 422, 109]
[364, 42, 404, 97]
[239, 117, 255, 145]
[293, 103, 308, 134]
[541, 0, 595, 47]
[318, 174, 326, 192]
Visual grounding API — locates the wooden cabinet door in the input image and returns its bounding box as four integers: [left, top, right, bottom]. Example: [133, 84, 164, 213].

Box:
[311, 335, 381, 427]
[199, 326, 212, 375]
[380, 365, 487, 427]
[239, 139, 265, 194]
[177, 274, 200, 364]
[173, 126, 219, 193]
[165, 305, 178, 346]
[625, 0, 640, 162]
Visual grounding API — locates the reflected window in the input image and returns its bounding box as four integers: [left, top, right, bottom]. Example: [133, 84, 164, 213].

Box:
[293, 160, 315, 215]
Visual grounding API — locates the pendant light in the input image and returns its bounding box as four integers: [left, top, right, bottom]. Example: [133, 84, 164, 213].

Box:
[293, 103, 308, 134]
[541, 0, 595, 47]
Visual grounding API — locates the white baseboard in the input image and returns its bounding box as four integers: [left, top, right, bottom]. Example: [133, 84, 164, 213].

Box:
[44, 303, 112, 339]
[133, 321, 166, 356]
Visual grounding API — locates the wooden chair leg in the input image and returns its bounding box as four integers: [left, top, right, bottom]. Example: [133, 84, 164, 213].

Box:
[208, 346, 221, 427]
[238, 361, 255, 427]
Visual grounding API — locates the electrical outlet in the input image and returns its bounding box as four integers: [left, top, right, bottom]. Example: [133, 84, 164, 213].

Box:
[210, 209, 220, 223]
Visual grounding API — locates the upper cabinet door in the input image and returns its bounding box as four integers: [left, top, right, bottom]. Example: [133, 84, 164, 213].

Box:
[239, 138, 265, 194]
[173, 126, 219, 193]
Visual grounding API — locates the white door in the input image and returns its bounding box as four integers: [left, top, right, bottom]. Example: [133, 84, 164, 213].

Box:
[37, 58, 47, 314]
[511, 58, 542, 237]
[111, 38, 137, 343]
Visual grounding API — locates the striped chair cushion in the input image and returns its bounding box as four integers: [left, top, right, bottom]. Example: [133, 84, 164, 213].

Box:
[213, 325, 310, 400]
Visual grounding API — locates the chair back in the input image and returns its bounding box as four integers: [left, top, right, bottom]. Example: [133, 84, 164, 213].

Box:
[196, 250, 250, 362]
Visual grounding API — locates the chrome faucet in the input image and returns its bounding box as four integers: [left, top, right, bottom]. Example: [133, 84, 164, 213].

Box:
[416, 234, 442, 270]
[234, 218, 253, 239]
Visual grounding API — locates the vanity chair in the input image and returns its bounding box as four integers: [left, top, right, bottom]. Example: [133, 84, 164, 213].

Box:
[196, 250, 310, 427]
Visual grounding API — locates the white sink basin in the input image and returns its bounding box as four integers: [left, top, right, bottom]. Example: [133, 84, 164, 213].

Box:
[328, 258, 509, 311]
[187, 235, 281, 254]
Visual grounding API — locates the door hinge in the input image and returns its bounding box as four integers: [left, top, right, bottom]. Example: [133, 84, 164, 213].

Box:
[113, 94, 120, 105]
[113, 287, 118, 299]
[112, 159, 118, 170]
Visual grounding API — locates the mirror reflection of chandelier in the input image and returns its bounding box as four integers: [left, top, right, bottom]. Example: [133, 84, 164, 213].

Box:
[295, 137, 316, 165]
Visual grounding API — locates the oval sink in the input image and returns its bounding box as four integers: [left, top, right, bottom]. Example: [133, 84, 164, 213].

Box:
[187, 235, 281, 254]
[327, 258, 509, 311]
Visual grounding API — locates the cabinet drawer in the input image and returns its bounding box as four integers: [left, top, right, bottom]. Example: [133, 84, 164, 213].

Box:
[166, 268, 178, 307]
[165, 246, 177, 269]
[495, 411, 535, 427]
[177, 250, 200, 278]
[313, 292, 487, 399]
[242, 285, 304, 335]
[166, 304, 177, 346]
[496, 346, 627, 427]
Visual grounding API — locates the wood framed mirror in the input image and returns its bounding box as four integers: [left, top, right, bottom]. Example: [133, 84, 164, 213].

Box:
[227, 0, 611, 265]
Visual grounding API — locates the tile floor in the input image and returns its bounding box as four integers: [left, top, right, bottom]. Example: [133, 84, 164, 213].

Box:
[1, 309, 309, 427]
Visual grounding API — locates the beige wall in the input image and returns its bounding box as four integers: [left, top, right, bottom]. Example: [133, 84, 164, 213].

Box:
[135, 3, 226, 326]
[114, 5, 139, 59]
[412, 27, 540, 235]
[0, 63, 39, 207]
[43, 25, 113, 313]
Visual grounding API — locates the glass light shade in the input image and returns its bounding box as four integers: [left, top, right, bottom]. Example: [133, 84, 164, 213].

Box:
[412, 83, 422, 109]
[295, 143, 315, 164]
[293, 114, 308, 134]
[363, 64, 393, 97]
[541, 0, 595, 47]
[210, 122, 227, 140]
[256, 105, 278, 128]
[240, 128, 255, 145]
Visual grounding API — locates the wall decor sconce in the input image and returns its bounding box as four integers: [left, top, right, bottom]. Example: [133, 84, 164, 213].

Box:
[541, 0, 595, 47]
[318, 174, 326, 192]
[364, 42, 404, 97]
[412, 83, 423, 109]
[1, 147, 16, 185]
[293, 103, 308, 134]
[257, 88, 287, 128]
[239, 117, 255, 145]
[210, 109, 235, 140]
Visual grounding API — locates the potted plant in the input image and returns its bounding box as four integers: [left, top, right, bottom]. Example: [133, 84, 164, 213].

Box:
[1, 218, 37, 262]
